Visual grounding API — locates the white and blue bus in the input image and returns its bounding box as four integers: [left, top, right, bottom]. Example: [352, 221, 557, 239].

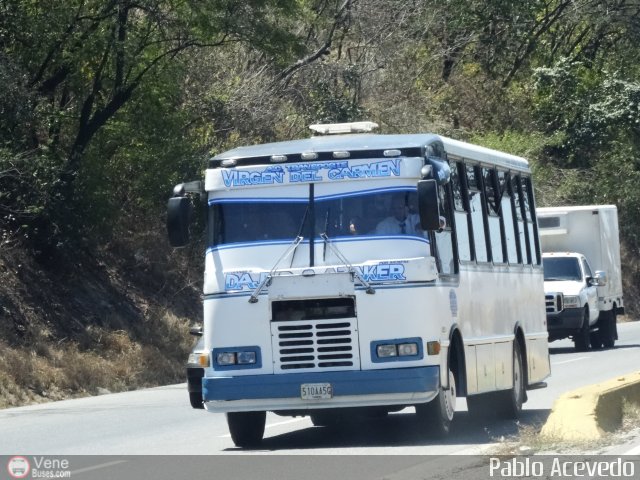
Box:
[168, 122, 550, 447]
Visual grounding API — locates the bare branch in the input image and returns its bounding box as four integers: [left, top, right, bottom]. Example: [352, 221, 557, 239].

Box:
[276, 0, 354, 83]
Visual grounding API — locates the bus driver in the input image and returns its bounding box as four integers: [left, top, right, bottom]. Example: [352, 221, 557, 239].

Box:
[375, 195, 423, 236]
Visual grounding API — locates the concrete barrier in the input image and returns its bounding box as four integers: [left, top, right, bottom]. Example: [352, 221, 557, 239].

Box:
[540, 371, 640, 441]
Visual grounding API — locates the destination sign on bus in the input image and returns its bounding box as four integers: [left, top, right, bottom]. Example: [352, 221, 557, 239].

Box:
[219, 159, 402, 188]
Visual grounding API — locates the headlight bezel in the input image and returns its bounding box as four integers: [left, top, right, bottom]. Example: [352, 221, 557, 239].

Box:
[563, 295, 581, 309]
[212, 346, 261, 370]
[371, 337, 424, 362]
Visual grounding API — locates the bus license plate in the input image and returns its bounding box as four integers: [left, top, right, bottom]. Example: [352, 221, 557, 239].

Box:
[301, 383, 333, 400]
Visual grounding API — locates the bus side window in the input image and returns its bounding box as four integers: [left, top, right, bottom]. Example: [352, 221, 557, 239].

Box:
[435, 180, 456, 275]
[451, 162, 472, 262]
[512, 175, 531, 264]
[467, 164, 488, 263]
[521, 177, 540, 265]
[483, 167, 504, 264]
[498, 171, 519, 264]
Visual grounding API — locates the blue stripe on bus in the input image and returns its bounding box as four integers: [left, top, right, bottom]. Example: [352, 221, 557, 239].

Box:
[206, 234, 428, 253]
[208, 197, 308, 205]
[206, 186, 418, 206]
[202, 366, 439, 401]
[202, 281, 437, 300]
[315, 186, 415, 201]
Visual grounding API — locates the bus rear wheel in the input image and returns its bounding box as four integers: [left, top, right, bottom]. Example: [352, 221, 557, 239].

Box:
[226, 411, 266, 448]
[495, 341, 524, 419]
[415, 369, 456, 437]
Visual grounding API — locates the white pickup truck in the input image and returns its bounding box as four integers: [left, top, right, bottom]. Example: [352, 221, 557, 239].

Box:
[538, 205, 624, 351]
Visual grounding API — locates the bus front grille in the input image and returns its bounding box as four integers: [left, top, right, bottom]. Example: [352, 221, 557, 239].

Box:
[271, 318, 360, 372]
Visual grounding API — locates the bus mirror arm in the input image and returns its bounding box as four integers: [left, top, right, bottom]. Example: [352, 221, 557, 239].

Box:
[321, 233, 375, 294]
[249, 236, 304, 303]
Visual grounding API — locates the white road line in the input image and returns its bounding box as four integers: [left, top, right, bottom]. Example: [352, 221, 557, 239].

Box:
[71, 460, 128, 475]
[552, 356, 589, 365]
[218, 417, 306, 438]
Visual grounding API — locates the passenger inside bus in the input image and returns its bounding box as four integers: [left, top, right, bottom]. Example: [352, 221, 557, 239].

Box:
[375, 194, 423, 236]
[348, 216, 366, 235]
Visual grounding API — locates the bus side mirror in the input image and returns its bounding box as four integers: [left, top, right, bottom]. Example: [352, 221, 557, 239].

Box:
[417, 179, 441, 231]
[167, 196, 192, 247]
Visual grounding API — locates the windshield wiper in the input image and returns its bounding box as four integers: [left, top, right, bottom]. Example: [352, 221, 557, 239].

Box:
[322, 209, 330, 261]
[289, 205, 310, 268]
[249, 235, 304, 303]
[321, 233, 375, 294]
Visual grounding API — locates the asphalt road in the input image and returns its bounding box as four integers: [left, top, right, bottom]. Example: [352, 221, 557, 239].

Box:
[2, 322, 640, 456]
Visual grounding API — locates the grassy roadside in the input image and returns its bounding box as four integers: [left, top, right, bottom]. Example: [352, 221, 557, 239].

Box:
[492, 400, 640, 455]
[0, 229, 202, 409]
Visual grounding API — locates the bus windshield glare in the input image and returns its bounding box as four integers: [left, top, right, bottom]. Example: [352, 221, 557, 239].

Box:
[210, 188, 428, 246]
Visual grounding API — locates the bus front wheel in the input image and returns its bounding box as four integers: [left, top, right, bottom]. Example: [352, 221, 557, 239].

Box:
[226, 411, 266, 448]
[415, 369, 456, 437]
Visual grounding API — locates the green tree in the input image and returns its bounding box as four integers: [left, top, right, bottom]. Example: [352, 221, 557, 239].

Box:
[0, 0, 305, 253]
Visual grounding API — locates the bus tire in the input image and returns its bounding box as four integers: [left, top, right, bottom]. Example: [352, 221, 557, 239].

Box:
[415, 369, 456, 437]
[226, 411, 266, 448]
[466, 393, 494, 419]
[189, 391, 204, 409]
[310, 412, 339, 427]
[573, 308, 591, 352]
[496, 341, 524, 419]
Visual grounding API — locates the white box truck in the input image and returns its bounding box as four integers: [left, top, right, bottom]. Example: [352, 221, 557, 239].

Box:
[537, 205, 624, 351]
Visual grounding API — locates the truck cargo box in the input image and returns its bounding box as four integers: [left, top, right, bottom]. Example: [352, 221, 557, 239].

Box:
[537, 205, 623, 309]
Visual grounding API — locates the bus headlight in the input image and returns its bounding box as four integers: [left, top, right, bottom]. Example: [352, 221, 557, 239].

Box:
[373, 338, 423, 361]
[237, 351, 257, 365]
[216, 352, 237, 365]
[377, 344, 398, 357]
[398, 343, 418, 356]
[213, 347, 261, 369]
[563, 295, 580, 308]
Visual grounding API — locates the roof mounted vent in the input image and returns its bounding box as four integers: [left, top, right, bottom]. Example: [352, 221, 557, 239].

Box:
[309, 121, 379, 135]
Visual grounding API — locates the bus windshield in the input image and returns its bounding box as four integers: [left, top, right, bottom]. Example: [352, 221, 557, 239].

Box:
[210, 188, 428, 246]
[543, 257, 582, 281]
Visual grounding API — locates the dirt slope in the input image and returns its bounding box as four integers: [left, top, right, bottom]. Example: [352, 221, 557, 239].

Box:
[0, 232, 202, 408]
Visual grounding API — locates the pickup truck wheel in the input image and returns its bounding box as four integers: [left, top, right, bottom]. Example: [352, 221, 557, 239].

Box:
[573, 308, 591, 352]
[590, 331, 604, 350]
[226, 411, 266, 448]
[601, 310, 617, 349]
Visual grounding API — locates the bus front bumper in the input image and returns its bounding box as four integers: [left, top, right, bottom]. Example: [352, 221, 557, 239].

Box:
[202, 366, 439, 413]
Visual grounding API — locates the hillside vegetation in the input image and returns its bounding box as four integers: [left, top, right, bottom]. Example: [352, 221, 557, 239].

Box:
[2, 0, 640, 406]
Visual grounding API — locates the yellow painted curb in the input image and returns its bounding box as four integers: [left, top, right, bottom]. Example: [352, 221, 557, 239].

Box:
[540, 371, 640, 442]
